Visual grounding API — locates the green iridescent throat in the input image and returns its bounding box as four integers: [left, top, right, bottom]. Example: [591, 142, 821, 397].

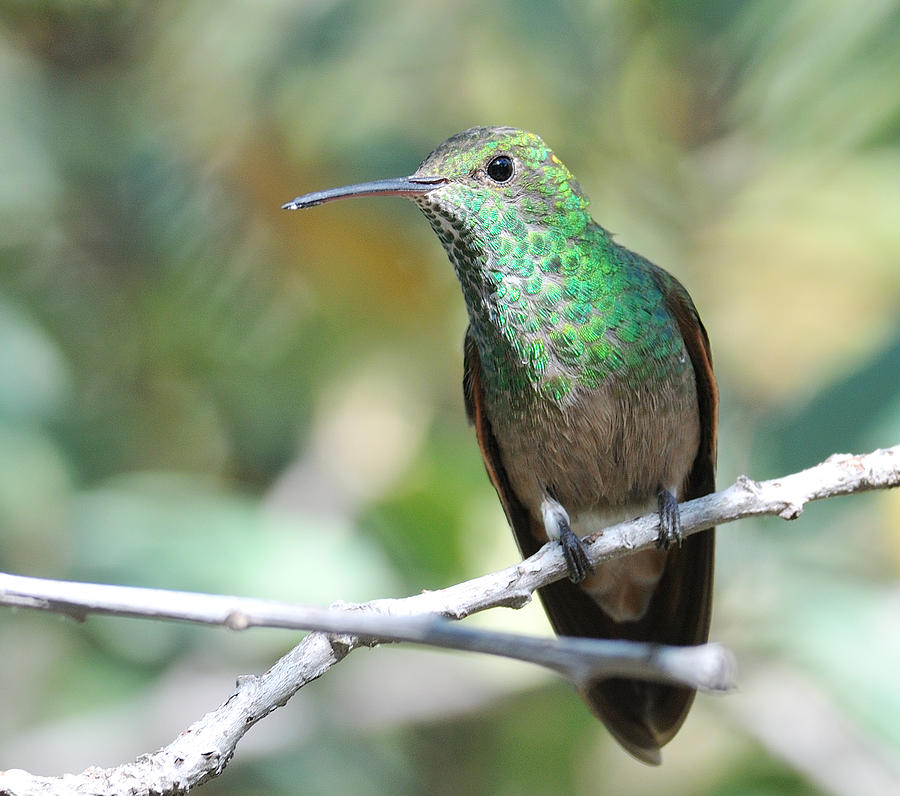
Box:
[416, 190, 686, 408]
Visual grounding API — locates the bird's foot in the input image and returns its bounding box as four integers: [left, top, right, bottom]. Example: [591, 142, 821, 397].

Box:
[656, 488, 682, 549]
[541, 497, 591, 583]
[559, 525, 591, 583]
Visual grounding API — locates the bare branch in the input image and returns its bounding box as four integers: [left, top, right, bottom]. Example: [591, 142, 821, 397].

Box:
[0, 446, 897, 795]
[0, 569, 737, 692]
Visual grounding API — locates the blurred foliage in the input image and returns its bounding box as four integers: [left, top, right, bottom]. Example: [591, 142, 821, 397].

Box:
[1, 0, 899, 793]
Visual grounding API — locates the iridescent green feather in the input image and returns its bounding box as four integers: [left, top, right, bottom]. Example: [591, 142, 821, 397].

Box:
[414, 127, 690, 409]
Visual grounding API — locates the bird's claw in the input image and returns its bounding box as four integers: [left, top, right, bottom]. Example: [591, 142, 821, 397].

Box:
[560, 525, 591, 583]
[541, 496, 592, 583]
[656, 488, 683, 549]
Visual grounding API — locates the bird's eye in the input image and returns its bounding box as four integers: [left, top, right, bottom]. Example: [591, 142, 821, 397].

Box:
[486, 155, 514, 183]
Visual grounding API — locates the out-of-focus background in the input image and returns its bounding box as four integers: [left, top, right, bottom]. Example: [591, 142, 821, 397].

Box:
[1, 1, 898, 793]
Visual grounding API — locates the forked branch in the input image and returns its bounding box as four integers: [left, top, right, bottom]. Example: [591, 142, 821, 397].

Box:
[0, 446, 897, 795]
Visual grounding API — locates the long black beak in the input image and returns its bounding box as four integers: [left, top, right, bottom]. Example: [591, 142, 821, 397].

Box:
[282, 175, 447, 210]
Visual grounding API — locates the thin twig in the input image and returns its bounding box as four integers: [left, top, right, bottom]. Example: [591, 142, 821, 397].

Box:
[0, 572, 737, 692]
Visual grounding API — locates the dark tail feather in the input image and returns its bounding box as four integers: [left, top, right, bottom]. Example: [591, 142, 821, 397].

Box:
[585, 679, 666, 765]
[583, 678, 688, 766]
[535, 528, 715, 764]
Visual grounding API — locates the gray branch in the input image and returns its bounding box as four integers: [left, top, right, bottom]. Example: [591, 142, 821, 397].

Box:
[1, 446, 897, 795]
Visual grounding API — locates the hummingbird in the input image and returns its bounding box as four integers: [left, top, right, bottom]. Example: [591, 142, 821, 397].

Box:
[283, 127, 717, 764]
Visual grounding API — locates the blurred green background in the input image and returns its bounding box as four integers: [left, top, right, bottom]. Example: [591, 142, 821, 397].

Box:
[1, 1, 899, 793]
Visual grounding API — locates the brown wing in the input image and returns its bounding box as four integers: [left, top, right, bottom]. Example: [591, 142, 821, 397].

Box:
[463, 296, 718, 764]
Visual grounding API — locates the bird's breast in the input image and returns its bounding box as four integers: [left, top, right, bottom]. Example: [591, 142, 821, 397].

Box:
[488, 367, 700, 523]
[487, 369, 700, 624]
